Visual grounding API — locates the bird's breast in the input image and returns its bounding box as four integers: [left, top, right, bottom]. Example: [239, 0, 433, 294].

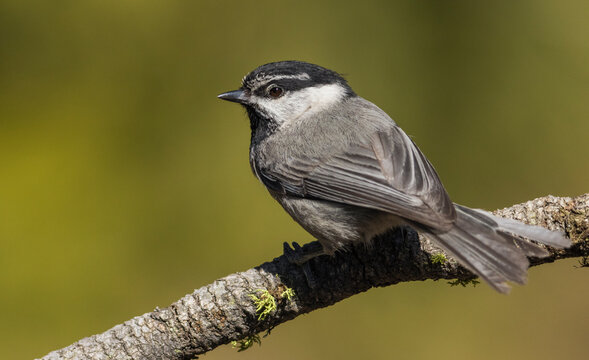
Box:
[270, 193, 404, 254]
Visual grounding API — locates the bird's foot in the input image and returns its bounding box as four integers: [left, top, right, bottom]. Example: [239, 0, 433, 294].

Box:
[283, 241, 325, 288]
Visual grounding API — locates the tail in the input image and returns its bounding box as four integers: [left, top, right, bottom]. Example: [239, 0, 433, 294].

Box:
[419, 204, 571, 293]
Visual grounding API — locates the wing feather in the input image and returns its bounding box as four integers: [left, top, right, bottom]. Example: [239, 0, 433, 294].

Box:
[259, 125, 456, 231]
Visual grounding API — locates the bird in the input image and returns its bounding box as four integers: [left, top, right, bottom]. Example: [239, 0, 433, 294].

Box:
[217, 60, 570, 293]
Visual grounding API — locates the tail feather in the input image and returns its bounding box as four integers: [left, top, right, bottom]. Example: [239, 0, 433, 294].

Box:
[419, 204, 571, 294]
[468, 208, 570, 249]
[439, 228, 526, 292]
[509, 236, 550, 258]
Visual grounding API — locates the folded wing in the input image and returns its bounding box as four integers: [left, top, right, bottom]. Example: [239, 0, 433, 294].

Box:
[259, 125, 456, 230]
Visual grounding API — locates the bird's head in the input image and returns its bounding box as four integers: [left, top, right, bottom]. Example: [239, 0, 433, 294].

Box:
[218, 61, 355, 132]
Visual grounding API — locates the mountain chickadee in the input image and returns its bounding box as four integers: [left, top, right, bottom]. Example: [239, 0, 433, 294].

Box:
[218, 60, 570, 293]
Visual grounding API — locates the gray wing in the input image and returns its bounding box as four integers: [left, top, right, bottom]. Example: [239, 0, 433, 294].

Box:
[259, 125, 457, 231]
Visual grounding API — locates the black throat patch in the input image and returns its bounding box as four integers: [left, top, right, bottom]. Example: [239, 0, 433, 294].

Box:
[245, 105, 278, 146]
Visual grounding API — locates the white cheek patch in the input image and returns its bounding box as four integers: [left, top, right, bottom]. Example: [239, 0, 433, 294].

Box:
[300, 83, 346, 112]
[249, 83, 346, 127]
[276, 83, 346, 124]
[251, 97, 284, 122]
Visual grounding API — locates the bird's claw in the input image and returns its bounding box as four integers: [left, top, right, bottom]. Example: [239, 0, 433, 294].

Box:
[283, 241, 320, 288]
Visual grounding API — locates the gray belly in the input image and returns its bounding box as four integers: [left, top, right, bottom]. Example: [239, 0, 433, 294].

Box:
[271, 192, 404, 254]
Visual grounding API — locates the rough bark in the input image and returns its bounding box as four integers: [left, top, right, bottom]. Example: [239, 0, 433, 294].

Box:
[40, 194, 589, 360]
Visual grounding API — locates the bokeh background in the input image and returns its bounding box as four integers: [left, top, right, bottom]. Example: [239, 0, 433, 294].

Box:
[1, 1, 588, 359]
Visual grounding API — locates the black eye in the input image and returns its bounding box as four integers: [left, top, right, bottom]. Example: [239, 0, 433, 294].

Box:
[268, 86, 284, 98]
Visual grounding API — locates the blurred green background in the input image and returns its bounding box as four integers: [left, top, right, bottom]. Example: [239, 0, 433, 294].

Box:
[1, 1, 588, 359]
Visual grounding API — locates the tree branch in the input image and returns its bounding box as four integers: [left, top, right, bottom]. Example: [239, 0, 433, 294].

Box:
[39, 194, 589, 360]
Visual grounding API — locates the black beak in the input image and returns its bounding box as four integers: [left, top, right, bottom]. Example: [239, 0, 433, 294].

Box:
[217, 89, 247, 104]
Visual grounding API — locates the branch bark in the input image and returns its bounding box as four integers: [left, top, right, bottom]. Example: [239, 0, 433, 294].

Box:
[40, 194, 589, 360]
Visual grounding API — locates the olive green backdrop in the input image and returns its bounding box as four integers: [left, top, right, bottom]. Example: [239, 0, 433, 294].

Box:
[1, 1, 587, 359]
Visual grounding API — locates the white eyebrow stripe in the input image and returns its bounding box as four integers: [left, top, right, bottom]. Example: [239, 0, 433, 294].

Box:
[243, 73, 311, 88]
[269, 73, 311, 81]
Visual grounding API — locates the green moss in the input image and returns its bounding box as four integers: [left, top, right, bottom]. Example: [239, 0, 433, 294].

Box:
[280, 287, 295, 301]
[249, 289, 277, 321]
[231, 334, 261, 352]
[235, 287, 295, 352]
[431, 253, 447, 265]
[448, 278, 480, 288]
